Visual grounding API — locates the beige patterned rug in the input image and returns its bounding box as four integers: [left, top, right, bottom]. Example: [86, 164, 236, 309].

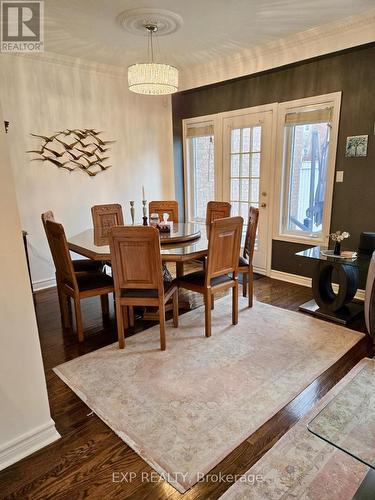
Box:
[54, 297, 364, 493]
[220, 358, 372, 500]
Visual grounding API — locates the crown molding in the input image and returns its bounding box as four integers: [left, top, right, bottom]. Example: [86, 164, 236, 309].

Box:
[179, 8, 375, 90]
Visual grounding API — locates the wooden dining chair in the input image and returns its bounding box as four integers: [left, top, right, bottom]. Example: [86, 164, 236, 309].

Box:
[91, 204, 124, 244]
[109, 225, 179, 350]
[177, 216, 243, 337]
[206, 201, 231, 224]
[42, 211, 103, 273]
[45, 220, 113, 342]
[149, 200, 179, 223]
[239, 206, 259, 308]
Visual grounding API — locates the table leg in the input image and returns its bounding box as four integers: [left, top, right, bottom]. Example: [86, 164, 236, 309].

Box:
[176, 262, 184, 278]
[353, 469, 375, 500]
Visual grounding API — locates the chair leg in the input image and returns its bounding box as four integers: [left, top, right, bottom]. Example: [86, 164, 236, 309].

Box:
[232, 281, 238, 325]
[73, 295, 84, 342]
[242, 272, 248, 297]
[59, 287, 71, 329]
[172, 290, 179, 328]
[211, 292, 214, 310]
[248, 266, 254, 308]
[116, 301, 125, 349]
[100, 294, 109, 320]
[204, 291, 212, 337]
[122, 306, 129, 330]
[128, 306, 135, 328]
[159, 302, 166, 351]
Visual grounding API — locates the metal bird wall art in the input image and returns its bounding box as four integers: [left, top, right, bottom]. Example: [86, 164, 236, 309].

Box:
[28, 129, 115, 177]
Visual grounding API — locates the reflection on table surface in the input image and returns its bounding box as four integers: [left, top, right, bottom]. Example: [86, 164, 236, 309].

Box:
[68, 223, 209, 261]
[296, 245, 371, 271]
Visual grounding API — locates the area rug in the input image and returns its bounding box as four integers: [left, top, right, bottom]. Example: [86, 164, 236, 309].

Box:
[220, 358, 372, 499]
[53, 296, 364, 493]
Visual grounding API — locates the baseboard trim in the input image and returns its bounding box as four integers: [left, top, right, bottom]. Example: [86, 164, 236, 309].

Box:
[270, 269, 365, 301]
[0, 419, 60, 471]
[32, 276, 56, 292]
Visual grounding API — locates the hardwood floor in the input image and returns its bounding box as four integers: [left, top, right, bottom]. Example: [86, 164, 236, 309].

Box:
[0, 274, 372, 500]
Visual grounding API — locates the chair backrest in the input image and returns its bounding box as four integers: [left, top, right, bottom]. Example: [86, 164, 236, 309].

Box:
[149, 201, 179, 223]
[206, 201, 231, 224]
[41, 210, 55, 228]
[206, 216, 243, 283]
[91, 204, 124, 244]
[365, 251, 375, 336]
[109, 226, 163, 295]
[44, 220, 77, 289]
[243, 206, 259, 263]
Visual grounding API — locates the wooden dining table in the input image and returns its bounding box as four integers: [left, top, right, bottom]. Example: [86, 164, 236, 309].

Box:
[68, 222, 208, 278]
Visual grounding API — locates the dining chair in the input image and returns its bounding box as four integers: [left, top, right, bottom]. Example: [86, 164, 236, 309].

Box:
[91, 203, 124, 244]
[45, 220, 113, 342]
[177, 216, 243, 337]
[239, 206, 259, 307]
[149, 200, 179, 223]
[42, 211, 103, 273]
[42, 211, 104, 322]
[206, 201, 231, 224]
[109, 225, 179, 350]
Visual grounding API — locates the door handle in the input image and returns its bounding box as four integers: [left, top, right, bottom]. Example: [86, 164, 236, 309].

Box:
[261, 203, 267, 208]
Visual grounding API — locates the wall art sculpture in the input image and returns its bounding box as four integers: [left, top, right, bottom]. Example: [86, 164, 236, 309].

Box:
[28, 129, 115, 176]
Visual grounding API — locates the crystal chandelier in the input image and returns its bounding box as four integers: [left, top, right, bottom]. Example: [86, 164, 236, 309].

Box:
[128, 24, 178, 95]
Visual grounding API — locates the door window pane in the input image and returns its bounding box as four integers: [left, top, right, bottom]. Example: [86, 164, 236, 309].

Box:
[229, 125, 262, 226]
[282, 114, 331, 237]
[188, 133, 215, 221]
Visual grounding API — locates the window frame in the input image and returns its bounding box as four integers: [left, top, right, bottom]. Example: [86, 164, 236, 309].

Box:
[182, 114, 222, 223]
[273, 92, 342, 245]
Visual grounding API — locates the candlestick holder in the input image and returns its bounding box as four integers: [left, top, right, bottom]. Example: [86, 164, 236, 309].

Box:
[129, 201, 135, 225]
[142, 200, 148, 226]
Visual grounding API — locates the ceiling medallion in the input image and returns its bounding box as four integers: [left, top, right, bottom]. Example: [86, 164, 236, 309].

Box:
[117, 8, 183, 36]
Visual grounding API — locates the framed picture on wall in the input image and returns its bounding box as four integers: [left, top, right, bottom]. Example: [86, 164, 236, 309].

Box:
[345, 135, 368, 157]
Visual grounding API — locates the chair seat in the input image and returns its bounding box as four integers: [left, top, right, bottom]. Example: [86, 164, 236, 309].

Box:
[121, 280, 176, 298]
[76, 271, 113, 292]
[239, 256, 249, 267]
[73, 259, 103, 273]
[178, 270, 232, 288]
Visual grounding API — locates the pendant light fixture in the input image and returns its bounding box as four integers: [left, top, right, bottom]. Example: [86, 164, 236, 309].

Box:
[128, 24, 178, 95]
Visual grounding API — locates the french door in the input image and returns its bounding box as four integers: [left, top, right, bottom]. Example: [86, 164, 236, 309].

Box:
[184, 106, 275, 274]
[222, 110, 273, 272]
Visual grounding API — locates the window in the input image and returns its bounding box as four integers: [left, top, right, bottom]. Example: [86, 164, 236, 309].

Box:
[276, 94, 341, 243]
[185, 122, 215, 222]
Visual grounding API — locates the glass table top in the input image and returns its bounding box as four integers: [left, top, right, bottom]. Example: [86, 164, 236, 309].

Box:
[296, 245, 371, 270]
[308, 360, 375, 470]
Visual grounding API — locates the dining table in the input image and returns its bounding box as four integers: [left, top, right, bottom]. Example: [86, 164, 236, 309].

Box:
[68, 222, 208, 319]
[68, 222, 208, 278]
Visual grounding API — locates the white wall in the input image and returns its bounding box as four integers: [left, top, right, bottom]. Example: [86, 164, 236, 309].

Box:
[0, 101, 59, 470]
[0, 54, 174, 288]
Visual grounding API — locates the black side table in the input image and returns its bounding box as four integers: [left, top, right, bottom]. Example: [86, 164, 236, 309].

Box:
[296, 246, 370, 325]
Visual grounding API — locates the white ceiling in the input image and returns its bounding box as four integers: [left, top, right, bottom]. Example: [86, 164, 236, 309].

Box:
[44, 0, 375, 71]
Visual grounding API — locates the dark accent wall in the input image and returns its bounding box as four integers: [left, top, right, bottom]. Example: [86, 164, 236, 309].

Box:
[172, 43, 375, 278]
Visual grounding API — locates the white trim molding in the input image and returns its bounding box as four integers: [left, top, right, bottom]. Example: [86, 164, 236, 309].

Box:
[0, 420, 60, 471]
[180, 9, 375, 90]
[32, 276, 56, 292]
[270, 269, 365, 301]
